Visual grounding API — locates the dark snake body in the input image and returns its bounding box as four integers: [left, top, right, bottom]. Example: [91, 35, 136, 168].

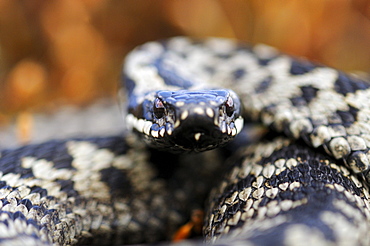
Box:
[0, 37, 370, 245]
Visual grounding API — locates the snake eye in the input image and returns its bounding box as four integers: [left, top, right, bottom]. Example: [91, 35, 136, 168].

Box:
[225, 97, 234, 117]
[154, 98, 165, 118]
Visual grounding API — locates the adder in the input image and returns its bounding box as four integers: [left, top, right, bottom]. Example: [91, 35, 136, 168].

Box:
[0, 37, 369, 245]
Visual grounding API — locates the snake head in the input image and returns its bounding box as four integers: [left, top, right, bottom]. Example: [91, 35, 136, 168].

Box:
[126, 89, 243, 152]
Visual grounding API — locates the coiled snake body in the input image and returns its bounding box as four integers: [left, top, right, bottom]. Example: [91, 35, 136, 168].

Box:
[1, 37, 370, 245]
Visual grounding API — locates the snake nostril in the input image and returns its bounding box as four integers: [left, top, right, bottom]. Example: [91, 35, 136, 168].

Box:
[154, 98, 165, 118]
[225, 96, 234, 117]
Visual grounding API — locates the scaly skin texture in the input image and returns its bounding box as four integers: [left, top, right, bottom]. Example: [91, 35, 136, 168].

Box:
[0, 37, 369, 245]
[0, 135, 225, 245]
[205, 138, 370, 246]
[125, 37, 370, 180]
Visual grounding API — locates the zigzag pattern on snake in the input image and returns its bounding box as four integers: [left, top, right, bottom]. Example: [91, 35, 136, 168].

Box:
[0, 37, 370, 245]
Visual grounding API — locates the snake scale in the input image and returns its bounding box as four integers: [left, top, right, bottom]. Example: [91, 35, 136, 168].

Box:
[0, 37, 370, 245]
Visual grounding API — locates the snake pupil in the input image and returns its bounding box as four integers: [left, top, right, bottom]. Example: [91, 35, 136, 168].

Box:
[225, 97, 234, 117]
[154, 98, 165, 118]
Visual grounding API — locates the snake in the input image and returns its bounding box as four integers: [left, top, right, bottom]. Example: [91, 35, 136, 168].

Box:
[0, 37, 370, 245]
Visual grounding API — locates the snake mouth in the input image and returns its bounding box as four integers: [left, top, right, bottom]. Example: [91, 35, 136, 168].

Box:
[126, 112, 243, 152]
[172, 127, 225, 151]
[168, 116, 239, 151]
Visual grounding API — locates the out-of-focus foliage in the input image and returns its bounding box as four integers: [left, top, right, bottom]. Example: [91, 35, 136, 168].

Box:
[0, 0, 369, 123]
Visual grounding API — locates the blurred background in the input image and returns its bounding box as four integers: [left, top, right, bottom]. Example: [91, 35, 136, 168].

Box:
[0, 0, 369, 129]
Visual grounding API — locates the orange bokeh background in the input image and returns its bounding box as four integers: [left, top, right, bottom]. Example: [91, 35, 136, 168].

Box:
[0, 0, 369, 124]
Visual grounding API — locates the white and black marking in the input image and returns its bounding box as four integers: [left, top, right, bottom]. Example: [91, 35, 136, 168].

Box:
[124, 37, 370, 181]
[205, 138, 370, 245]
[1, 37, 370, 245]
[0, 137, 188, 245]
